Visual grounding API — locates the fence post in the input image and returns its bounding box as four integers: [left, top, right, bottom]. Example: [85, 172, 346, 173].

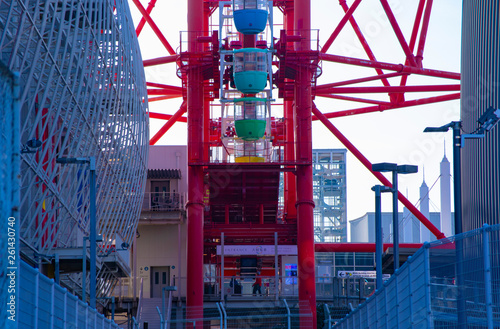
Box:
[34, 271, 39, 329]
[482, 224, 493, 328]
[220, 299, 228, 329]
[383, 284, 388, 329]
[407, 257, 413, 327]
[283, 299, 291, 329]
[323, 304, 331, 328]
[216, 302, 223, 329]
[50, 282, 55, 328]
[423, 244, 433, 329]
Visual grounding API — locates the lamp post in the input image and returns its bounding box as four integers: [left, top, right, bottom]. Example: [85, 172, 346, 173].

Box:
[57, 157, 97, 308]
[372, 163, 418, 271]
[371, 185, 392, 289]
[423, 107, 500, 328]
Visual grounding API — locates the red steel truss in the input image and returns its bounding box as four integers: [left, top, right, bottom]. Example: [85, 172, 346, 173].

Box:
[133, 0, 458, 325]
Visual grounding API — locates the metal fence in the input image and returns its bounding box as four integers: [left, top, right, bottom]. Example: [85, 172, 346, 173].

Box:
[333, 224, 500, 328]
[135, 299, 313, 329]
[19, 261, 120, 329]
[0, 63, 20, 329]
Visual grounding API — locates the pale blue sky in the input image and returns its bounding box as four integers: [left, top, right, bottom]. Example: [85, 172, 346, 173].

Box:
[129, 1, 462, 233]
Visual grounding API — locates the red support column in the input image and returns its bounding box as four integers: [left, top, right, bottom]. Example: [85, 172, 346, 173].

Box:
[294, 0, 317, 326]
[187, 0, 204, 324]
[284, 3, 297, 222]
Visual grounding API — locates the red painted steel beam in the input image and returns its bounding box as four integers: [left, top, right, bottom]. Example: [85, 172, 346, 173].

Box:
[148, 96, 182, 102]
[148, 112, 187, 123]
[319, 53, 461, 80]
[143, 55, 178, 67]
[317, 94, 392, 106]
[316, 84, 460, 94]
[131, 0, 176, 55]
[321, 0, 362, 54]
[149, 101, 187, 145]
[294, 0, 317, 326]
[186, 0, 204, 323]
[339, 0, 390, 87]
[147, 88, 183, 96]
[313, 93, 460, 119]
[416, 0, 434, 67]
[136, 0, 157, 36]
[316, 72, 406, 90]
[399, 0, 426, 88]
[312, 106, 446, 240]
[315, 243, 423, 253]
[379, 0, 418, 67]
[147, 82, 181, 89]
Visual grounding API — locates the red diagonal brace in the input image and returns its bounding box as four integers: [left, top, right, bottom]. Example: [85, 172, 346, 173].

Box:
[136, 0, 157, 36]
[416, 0, 434, 67]
[312, 105, 446, 240]
[313, 93, 460, 119]
[149, 101, 187, 145]
[319, 53, 461, 80]
[132, 0, 176, 55]
[322, 0, 362, 54]
[149, 112, 187, 123]
[144, 55, 178, 67]
[380, 0, 418, 67]
[316, 84, 460, 94]
[339, 0, 390, 87]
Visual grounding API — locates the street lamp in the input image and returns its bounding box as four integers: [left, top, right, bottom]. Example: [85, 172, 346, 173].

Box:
[56, 157, 97, 308]
[371, 185, 392, 289]
[423, 106, 500, 329]
[372, 162, 418, 271]
[423, 107, 500, 236]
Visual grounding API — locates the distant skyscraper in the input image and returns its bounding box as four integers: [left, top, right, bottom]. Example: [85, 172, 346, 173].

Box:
[419, 175, 430, 242]
[440, 150, 453, 236]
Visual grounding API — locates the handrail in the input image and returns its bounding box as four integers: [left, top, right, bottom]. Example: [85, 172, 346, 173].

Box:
[220, 300, 228, 329]
[137, 278, 144, 326]
[283, 299, 291, 329]
[156, 306, 164, 329]
[323, 304, 331, 328]
[216, 302, 223, 329]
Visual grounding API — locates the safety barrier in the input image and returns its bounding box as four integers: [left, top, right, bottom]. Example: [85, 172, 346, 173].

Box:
[333, 224, 500, 328]
[19, 261, 120, 329]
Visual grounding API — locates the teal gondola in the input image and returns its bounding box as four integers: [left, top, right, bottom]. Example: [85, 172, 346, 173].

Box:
[233, 48, 268, 93]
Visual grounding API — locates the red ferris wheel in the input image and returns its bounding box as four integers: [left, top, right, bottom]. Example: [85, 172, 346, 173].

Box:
[131, 0, 459, 326]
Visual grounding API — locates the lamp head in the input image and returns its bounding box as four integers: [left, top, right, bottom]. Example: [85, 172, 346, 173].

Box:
[21, 138, 42, 154]
[477, 107, 500, 132]
[372, 162, 397, 172]
[397, 164, 418, 174]
[423, 126, 450, 133]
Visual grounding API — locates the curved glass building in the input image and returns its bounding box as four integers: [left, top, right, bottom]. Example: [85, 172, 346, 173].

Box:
[0, 0, 148, 297]
[461, 1, 500, 232]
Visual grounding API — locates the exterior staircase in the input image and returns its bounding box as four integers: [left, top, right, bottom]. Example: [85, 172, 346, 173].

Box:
[138, 298, 163, 329]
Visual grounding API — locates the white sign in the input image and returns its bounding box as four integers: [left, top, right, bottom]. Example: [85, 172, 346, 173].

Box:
[216, 245, 297, 256]
[337, 271, 390, 279]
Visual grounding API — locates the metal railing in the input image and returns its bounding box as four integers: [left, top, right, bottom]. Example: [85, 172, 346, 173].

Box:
[171, 275, 374, 307]
[150, 299, 312, 329]
[142, 192, 185, 212]
[333, 223, 500, 328]
[19, 261, 120, 328]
